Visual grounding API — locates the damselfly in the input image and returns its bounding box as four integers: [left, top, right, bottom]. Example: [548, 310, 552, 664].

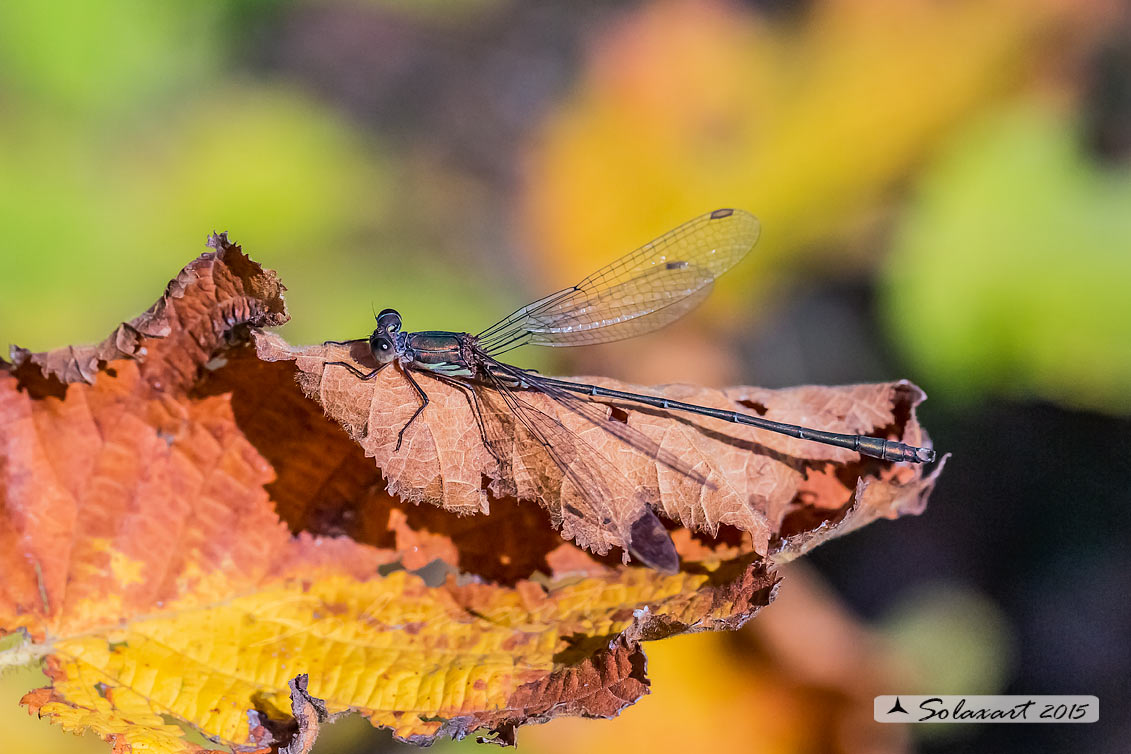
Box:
[324, 208, 935, 570]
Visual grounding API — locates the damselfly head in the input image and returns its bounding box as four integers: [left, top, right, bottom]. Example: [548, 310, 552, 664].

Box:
[376, 308, 402, 334]
[369, 310, 400, 364]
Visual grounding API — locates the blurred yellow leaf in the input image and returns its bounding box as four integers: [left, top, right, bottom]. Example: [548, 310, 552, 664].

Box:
[520, 0, 1104, 314]
[523, 564, 912, 754]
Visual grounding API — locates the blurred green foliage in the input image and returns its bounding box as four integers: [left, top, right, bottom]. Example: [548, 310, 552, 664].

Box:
[0, 0, 220, 116]
[0, 84, 391, 349]
[881, 581, 1015, 696]
[880, 582, 1016, 745]
[0, 0, 505, 354]
[883, 103, 1131, 414]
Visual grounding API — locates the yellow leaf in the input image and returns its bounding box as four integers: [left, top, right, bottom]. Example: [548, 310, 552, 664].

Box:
[520, 0, 1103, 310]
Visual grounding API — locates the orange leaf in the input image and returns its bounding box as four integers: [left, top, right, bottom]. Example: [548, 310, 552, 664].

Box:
[1, 237, 942, 752]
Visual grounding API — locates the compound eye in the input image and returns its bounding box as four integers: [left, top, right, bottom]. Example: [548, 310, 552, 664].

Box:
[370, 333, 396, 363]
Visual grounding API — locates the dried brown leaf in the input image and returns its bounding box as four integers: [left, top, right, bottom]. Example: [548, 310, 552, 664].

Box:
[9, 233, 286, 394]
[258, 334, 940, 567]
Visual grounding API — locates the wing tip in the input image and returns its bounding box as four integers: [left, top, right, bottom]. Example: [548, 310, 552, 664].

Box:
[628, 508, 679, 573]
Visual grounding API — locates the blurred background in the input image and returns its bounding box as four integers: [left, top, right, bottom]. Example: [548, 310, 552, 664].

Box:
[2, 0, 1129, 752]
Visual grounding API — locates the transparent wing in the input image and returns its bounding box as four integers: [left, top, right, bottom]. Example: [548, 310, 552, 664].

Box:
[477, 208, 761, 354]
[475, 366, 679, 571]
